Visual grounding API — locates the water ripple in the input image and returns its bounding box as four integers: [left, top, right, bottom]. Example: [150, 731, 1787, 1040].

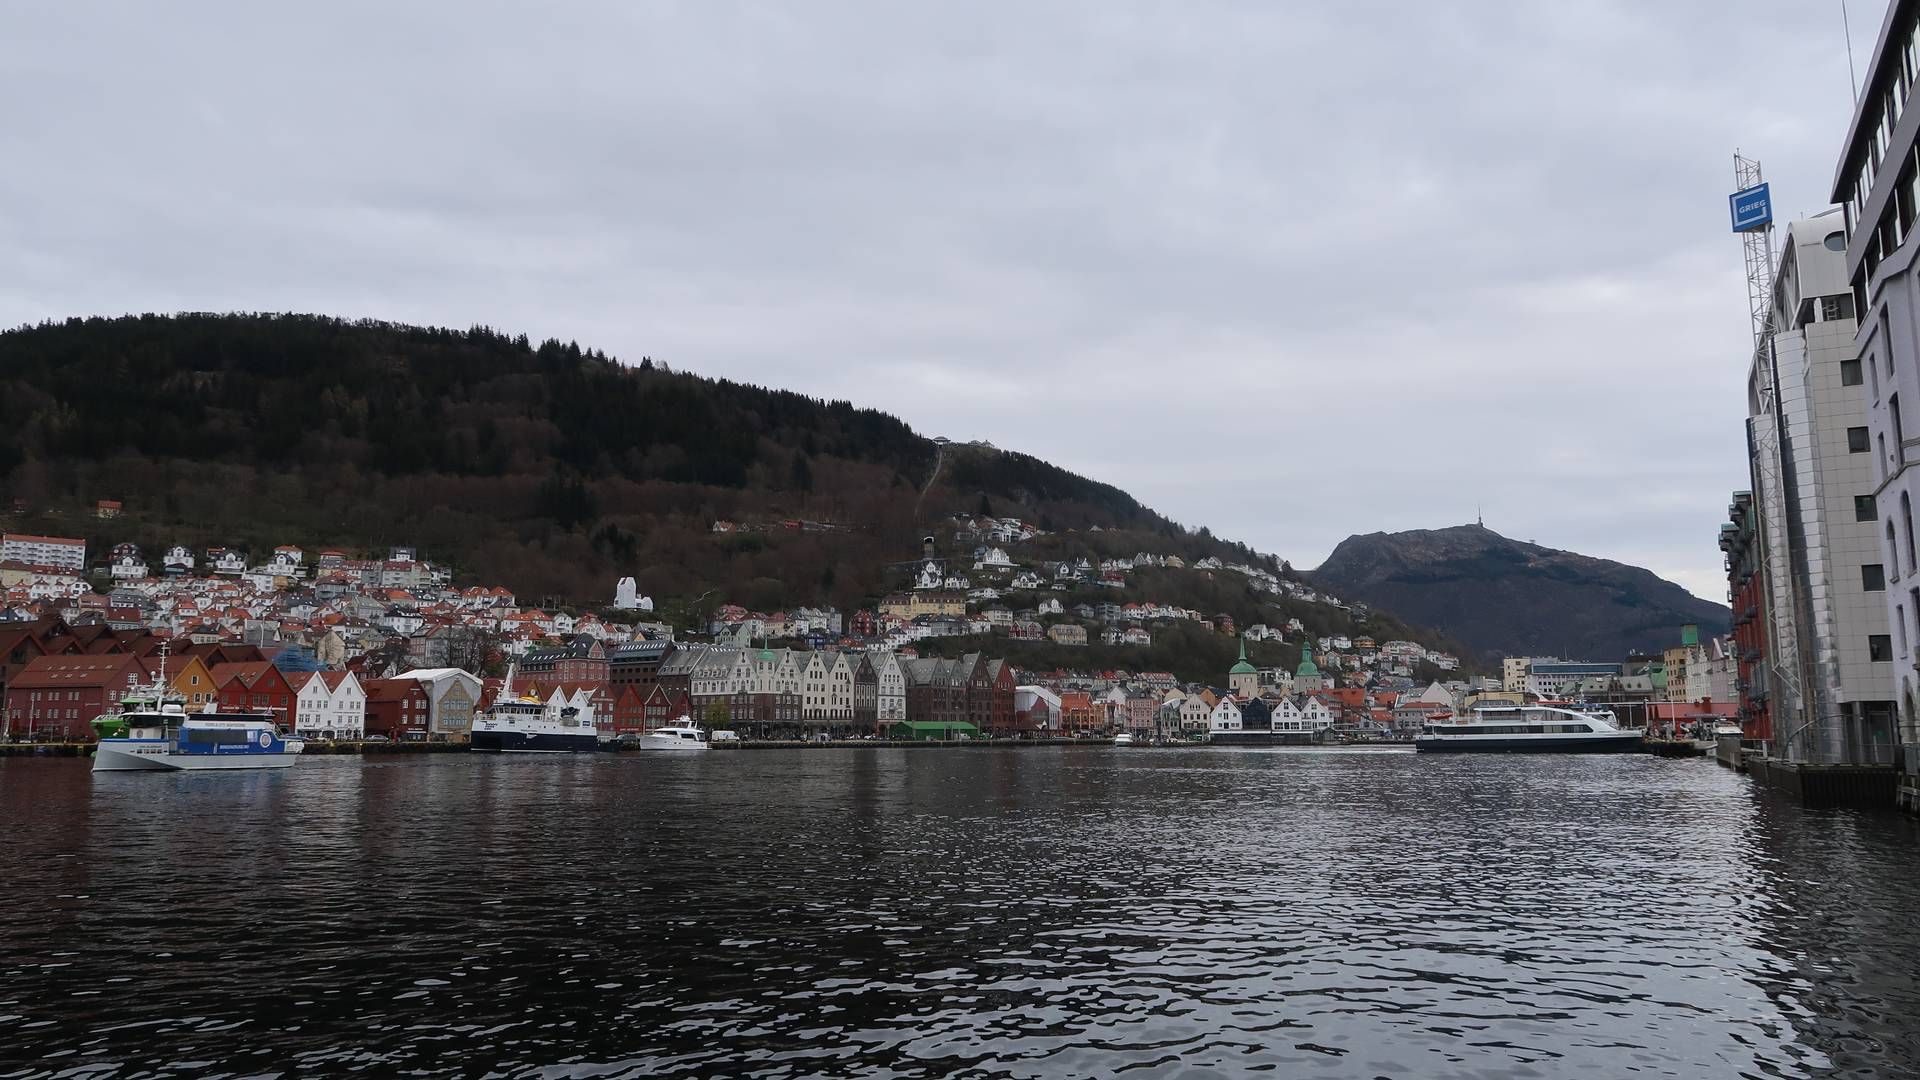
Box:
[1, 749, 1917, 1078]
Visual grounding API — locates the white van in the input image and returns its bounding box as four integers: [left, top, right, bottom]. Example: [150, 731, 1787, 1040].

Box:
[710, 730, 740, 743]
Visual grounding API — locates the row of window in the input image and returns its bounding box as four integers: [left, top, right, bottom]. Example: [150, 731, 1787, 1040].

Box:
[1841, 16, 1920, 245]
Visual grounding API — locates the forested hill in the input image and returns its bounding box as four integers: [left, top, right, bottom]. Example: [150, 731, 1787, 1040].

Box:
[0, 313, 1265, 609]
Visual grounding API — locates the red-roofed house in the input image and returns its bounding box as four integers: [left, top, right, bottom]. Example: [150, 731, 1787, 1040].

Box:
[211, 661, 296, 724]
[5, 654, 147, 740]
[363, 678, 430, 741]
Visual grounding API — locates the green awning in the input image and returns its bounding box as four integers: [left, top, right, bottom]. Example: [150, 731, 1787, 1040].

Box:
[888, 720, 982, 739]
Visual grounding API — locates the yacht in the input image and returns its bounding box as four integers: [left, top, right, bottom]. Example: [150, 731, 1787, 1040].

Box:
[638, 717, 710, 752]
[1112, 732, 1135, 746]
[92, 680, 304, 772]
[1415, 704, 1642, 754]
[470, 667, 598, 753]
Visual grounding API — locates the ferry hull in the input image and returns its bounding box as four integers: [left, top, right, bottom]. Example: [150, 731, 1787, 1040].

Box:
[1209, 731, 1325, 746]
[469, 729, 599, 754]
[1414, 735, 1643, 754]
[93, 739, 304, 772]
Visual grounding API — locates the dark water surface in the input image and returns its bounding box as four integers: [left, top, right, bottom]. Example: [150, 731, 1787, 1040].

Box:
[3, 748, 1918, 1078]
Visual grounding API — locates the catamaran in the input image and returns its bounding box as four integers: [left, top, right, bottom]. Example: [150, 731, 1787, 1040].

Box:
[92, 654, 304, 772]
[1415, 704, 1642, 754]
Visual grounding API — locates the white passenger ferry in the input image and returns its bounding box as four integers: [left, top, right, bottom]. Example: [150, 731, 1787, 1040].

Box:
[1415, 704, 1642, 754]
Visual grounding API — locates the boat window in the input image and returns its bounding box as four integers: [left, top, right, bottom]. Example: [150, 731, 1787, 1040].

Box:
[185, 728, 255, 746]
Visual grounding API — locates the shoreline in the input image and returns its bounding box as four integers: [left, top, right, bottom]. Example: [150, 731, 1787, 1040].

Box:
[0, 739, 1717, 758]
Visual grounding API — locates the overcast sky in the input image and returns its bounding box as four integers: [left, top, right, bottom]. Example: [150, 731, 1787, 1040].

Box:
[0, 2, 1880, 601]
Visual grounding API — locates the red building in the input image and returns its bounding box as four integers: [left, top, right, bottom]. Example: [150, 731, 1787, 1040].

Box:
[520, 638, 608, 687]
[1058, 690, 1094, 733]
[5, 654, 148, 740]
[641, 685, 690, 729]
[211, 661, 297, 725]
[610, 687, 646, 734]
[363, 678, 431, 740]
[1721, 492, 1772, 742]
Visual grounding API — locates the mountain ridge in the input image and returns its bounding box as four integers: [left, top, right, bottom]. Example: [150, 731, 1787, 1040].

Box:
[1309, 523, 1729, 663]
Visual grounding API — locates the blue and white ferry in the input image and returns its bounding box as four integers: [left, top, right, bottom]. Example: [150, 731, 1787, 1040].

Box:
[91, 686, 304, 772]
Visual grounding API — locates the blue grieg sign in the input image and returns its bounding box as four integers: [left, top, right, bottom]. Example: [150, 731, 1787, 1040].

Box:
[1730, 183, 1772, 232]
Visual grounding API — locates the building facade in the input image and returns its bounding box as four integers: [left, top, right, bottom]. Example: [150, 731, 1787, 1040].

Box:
[1827, 15, 1920, 767]
[1747, 213, 1895, 761]
[1, 534, 86, 573]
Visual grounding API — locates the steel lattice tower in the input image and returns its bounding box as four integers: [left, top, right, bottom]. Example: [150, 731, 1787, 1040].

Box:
[1734, 152, 1814, 758]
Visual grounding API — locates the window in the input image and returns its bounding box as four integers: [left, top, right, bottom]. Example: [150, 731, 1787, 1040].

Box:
[1893, 522, 1904, 577]
[1851, 426, 1873, 452]
[1844, 358, 1865, 385]
[1865, 563, 1887, 591]
[1906, 491, 1917, 572]
[1871, 634, 1895, 662]
[1826, 231, 1848, 252]
[1859, 495, 1880, 521]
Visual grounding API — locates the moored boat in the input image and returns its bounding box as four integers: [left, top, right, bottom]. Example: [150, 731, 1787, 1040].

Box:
[92, 674, 304, 772]
[638, 717, 710, 751]
[1415, 704, 1642, 754]
[1113, 732, 1134, 746]
[469, 666, 598, 753]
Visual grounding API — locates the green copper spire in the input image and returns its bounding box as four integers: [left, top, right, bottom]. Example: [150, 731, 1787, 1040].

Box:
[1295, 642, 1320, 678]
[1229, 636, 1257, 676]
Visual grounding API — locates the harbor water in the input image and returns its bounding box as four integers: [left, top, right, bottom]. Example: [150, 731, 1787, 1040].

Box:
[3, 748, 1918, 1078]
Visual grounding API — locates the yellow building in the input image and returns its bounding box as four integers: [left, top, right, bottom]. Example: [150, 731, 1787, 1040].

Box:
[145, 654, 219, 710]
[879, 591, 966, 619]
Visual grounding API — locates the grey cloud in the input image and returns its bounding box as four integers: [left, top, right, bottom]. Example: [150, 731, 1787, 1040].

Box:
[0, 1, 1877, 602]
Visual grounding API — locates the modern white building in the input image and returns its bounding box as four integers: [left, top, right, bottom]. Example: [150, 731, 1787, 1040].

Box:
[1750, 211, 1897, 762]
[1, 534, 85, 572]
[1832, 3, 1920, 785]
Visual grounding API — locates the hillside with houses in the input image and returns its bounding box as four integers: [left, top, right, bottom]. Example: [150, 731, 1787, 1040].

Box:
[0, 312, 1489, 746]
[0, 313, 1239, 611]
[0, 516, 1473, 746]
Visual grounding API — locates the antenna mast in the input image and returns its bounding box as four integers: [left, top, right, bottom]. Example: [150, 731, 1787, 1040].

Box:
[1733, 153, 1815, 759]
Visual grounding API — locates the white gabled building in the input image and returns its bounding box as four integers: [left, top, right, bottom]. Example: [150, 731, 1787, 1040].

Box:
[289, 670, 366, 739]
[1208, 698, 1243, 734]
[801, 650, 832, 720]
[826, 651, 854, 721]
[1178, 694, 1212, 734]
[871, 651, 907, 722]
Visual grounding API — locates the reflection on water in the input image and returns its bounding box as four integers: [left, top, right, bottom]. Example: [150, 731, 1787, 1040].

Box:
[2, 749, 1917, 1078]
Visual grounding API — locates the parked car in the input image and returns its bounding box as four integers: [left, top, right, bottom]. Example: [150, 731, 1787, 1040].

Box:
[363, 734, 390, 743]
[711, 730, 740, 743]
